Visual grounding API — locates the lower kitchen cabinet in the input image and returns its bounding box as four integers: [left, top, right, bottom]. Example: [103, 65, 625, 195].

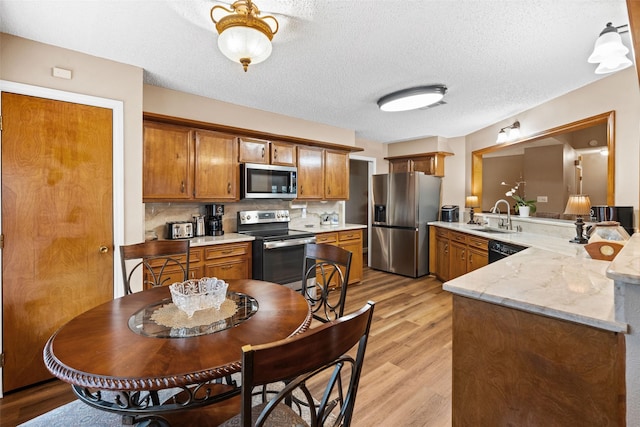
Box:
[315, 229, 363, 285]
[144, 241, 252, 288]
[203, 242, 252, 280]
[433, 226, 488, 281]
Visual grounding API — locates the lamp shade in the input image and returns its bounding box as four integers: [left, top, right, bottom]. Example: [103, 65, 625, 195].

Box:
[588, 30, 629, 64]
[564, 195, 592, 216]
[465, 195, 479, 208]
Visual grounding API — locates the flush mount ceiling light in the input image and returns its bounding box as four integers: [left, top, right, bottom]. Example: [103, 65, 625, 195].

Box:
[496, 121, 520, 143]
[210, 0, 279, 72]
[377, 85, 447, 112]
[587, 22, 632, 75]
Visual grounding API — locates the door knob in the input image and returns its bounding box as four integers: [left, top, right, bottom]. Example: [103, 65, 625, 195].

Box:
[99, 246, 109, 254]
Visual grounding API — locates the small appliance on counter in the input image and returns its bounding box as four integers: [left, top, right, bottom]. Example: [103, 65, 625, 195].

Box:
[331, 212, 339, 225]
[193, 215, 206, 237]
[205, 204, 224, 236]
[320, 213, 331, 225]
[167, 221, 194, 239]
[441, 205, 459, 222]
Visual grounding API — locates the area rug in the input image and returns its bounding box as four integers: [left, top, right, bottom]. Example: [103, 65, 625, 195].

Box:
[18, 382, 332, 426]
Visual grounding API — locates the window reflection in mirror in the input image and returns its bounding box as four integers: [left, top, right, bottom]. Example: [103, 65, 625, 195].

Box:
[472, 111, 614, 218]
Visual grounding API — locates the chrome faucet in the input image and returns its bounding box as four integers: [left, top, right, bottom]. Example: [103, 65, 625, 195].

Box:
[491, 199, 512, 230]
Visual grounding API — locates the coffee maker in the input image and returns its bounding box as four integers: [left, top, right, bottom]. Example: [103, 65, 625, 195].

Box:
[205, 204, 224, 236]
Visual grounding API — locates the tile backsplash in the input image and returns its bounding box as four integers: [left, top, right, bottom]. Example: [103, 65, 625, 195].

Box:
[145, 200, 345, 239]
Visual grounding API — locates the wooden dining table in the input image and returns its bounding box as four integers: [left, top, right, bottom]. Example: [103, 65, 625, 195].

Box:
[43, 279, 312, 425]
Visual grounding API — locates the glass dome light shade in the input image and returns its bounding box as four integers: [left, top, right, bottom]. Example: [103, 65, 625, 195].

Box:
[595, 54, 632, 74]
[588, 31, 629, 63]
[218, 26, 272, 65]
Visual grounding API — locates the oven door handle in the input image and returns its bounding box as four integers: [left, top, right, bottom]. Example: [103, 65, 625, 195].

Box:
[264, 237, 316, 250]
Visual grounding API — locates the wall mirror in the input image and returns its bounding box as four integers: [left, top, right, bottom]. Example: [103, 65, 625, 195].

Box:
[472, 111, 614, 218]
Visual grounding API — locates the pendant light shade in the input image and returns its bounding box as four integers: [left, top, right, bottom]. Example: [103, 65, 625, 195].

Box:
[211, 1, 279, 72]
[377, 85, 447, 112]
[587, 22, 631, 75]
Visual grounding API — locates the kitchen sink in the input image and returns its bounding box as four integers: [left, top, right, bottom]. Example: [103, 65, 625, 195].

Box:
[470, 226, 515, 234]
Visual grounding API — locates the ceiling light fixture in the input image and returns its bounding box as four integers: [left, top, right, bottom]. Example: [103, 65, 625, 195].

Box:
[587, 22, 632, 75]
[377, 85, 447, 112]
[496, 121, 520, 143]
[211, 0, 279, 72]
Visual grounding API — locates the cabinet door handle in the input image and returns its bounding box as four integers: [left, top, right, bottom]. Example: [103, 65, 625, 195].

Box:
[274, 148, 278, 159]
[261, 147, 265, 158]
[444, 243, 448, 254]
[99, 245, 109, 254]
[221, 249, 233, 255]
[461, 249, 465, 261]
[181, 181, 185, 193]
[227, 182, 231, 194]
[327, 187, 331, 195]
[221, 265, 232, 270]
[468, 253, 473, 264]
[300, 186, 303, 195]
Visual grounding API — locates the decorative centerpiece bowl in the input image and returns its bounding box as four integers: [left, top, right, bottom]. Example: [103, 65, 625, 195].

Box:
[169, 277, 228, 318]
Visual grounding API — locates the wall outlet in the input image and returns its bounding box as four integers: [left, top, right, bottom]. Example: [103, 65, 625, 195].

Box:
[537, 196, 548, 203]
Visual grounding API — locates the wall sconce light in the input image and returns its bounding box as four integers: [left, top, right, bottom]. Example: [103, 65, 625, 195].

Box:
[465, 195, 479, 224]
[496, 121, 520, 143]
[211, 0, 279, 72]
[564, 194, 592, 244]
[377, 85, 447, 112]
[587, 22, 632, 75]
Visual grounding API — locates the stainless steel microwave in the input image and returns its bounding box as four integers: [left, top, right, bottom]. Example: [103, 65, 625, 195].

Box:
[241, 163, 298, 199]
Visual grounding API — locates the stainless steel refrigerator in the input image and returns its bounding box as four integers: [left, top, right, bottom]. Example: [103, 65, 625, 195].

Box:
[371, 172, 441, 277]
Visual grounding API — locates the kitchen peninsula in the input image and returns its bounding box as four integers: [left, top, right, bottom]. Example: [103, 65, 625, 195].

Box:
[433, 220, 628, 425]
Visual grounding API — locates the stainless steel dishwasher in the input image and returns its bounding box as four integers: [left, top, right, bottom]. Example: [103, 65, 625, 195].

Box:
[488, 240, 528, 263]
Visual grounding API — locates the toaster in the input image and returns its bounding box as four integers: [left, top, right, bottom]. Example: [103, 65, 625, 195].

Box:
[167, 221, 194, 239]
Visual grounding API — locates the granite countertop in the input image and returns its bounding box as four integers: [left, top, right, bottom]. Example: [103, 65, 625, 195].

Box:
[431, 221, 626, 333]
[290, 223, 367, 233]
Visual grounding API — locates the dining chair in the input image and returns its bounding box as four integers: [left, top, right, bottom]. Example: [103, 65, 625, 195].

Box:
[218, 301, 375, 427]
[301, 243, 353, 323]
[120, 239, 191, 295]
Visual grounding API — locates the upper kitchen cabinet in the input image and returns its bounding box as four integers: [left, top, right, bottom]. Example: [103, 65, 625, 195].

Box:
[386, 152, 452, 176]
[238, 138, 297, 166]
[238, 138, 269, 164]
[297, 146, 324, 199]
[143, 121, 194, 200]
[297, 146, 349, 200]
[143, 121, 239, 202]
[194, 130, 239, 201]
[270, 141, 296, 166]
[324, 149, 349, 199]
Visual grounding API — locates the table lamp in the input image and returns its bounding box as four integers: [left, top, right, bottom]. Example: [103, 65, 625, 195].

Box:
[564, 194, 591, 244]
[465, 195, 479, 224]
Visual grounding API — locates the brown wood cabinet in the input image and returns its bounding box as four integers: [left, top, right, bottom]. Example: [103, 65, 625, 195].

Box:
[433, 226, 488, 281]
[144, 241, 252, 289]
[315, 229, 363, 285]
[386, 152, 451, 177]
[270, 141, 296, 166]
[238, 138, 297, 166]
[297, 147, 350, 200]
[202, 242, 252, 280]
[143, 121, 239, 202]
[143, 121, 194, 200]
[238, 138, 269, 164]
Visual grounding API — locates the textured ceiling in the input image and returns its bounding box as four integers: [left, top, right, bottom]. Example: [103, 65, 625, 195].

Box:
[0, 0, 632, 143]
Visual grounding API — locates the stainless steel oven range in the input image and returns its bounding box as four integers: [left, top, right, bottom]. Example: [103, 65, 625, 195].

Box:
[237, 210, 316, 290]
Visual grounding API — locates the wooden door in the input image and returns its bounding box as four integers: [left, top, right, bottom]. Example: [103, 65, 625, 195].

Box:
[297, 146, 324, 199]
[449, 242, 467, 280]
[2, 93, 114, 391]
[324, 150, 349, 199]
[435, 236, 450, 281]
[194, 130, 239, 200]
[271, 141, 296, 166]
[143, 121, 193, 201]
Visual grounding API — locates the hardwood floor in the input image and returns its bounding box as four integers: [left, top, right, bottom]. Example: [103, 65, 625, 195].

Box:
[0, 267, 452, 426]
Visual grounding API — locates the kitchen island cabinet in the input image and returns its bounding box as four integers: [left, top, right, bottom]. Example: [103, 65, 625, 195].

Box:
[431, 226, 488, 281]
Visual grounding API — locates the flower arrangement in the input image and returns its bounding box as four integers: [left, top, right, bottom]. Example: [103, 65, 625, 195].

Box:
[501, 181, 537, 214]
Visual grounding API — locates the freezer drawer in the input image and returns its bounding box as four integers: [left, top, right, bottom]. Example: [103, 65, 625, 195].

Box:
[388, 228, 418, 277]
[370, 226, 389, 272]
